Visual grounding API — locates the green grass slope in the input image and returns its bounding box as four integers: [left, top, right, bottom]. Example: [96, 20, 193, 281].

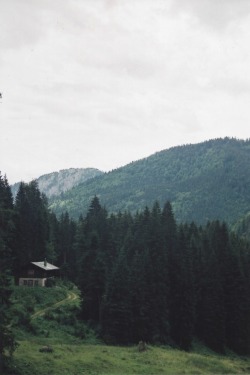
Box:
[10, 341, 250, 375]
[5, 282, 250, 375]
[50, 138, 250, 224]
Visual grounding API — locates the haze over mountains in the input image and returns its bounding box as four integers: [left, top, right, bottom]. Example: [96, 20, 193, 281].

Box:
[11, 138, 250, 226]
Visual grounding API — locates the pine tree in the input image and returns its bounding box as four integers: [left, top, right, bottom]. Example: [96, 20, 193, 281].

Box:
[57, 212, 76, 280]
[129, 245, 151, 343]
[0, 173, 17, 371]
[162, 201, 177, 253]
[146, 202, 170, 344]
[79, 197, 109, 324]
[224, 234, 250, 354]
[197, 222, 226, 353]
[72, 216, 87, 286]
[169, 225, 195, 350]
[101, 246, 132, 344]
[46, 212, 60, 263]
[13, 181, 51, 280]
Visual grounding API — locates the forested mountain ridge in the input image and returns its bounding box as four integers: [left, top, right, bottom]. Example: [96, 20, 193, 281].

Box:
[49, 138, 250, 225]
[11, 168, 103, 199]
[1, 169, 250, 366]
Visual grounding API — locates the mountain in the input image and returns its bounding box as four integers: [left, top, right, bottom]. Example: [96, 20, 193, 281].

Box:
[49, 138, 250, 225]
[11, 168, 103, 199]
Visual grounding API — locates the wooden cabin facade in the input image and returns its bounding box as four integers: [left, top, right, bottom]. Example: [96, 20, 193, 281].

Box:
[19, 259, 59, 287]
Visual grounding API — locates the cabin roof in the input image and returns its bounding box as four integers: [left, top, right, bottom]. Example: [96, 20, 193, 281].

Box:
[31, 261, 59, 271]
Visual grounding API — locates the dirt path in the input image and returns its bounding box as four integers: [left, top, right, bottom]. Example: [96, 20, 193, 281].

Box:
[31, 290, 79, 320]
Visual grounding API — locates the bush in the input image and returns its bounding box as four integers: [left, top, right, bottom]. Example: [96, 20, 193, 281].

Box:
[45, 278, 56, 288]
[10, 304, 31, 329]
[44, 304, 79, 325]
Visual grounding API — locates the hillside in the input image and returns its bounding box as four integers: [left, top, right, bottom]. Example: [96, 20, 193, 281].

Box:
[49, 138, 250, 225]
[11, 168, 103, 198]
[7, 284, 250, 375]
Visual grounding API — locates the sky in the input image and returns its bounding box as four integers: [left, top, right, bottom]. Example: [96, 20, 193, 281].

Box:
[1, 0, 250, 184]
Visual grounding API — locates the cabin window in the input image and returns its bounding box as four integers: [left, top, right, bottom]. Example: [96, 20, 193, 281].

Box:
[28, 280, 33, 286]
[34, 280, 39, 286]
[23, 280, 28, 286]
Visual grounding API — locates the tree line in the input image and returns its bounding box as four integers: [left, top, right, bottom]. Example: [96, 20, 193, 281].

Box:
[77, 197, 250, 354]
[1, 172, 250, 369]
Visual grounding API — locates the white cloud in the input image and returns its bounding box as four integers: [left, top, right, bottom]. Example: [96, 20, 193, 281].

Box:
[170, 0, 250, 29]
[1, 0, 250, 184]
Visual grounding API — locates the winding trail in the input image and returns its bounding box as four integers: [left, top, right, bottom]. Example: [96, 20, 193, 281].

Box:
[31, 290, 79, 320]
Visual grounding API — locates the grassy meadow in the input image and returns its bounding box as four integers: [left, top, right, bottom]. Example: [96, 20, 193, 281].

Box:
[8, 339, 250, 375]
[5, 283, 250, 375]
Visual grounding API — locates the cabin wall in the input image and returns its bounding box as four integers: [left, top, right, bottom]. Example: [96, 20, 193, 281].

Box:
[19, 277, 47, 287]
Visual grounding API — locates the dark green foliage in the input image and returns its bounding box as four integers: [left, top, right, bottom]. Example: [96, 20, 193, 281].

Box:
[77, 197, 111, 324]
[57, 212, 76, 280]
[222, 234, 250, 354]
[129, 246, 151, 343]
[76, 198, 250, 354]
[169, 225, 195, 350]
[12, 181, 70, 283]
[49, 138, 250, 225]
[144, 202, 170, 344]
[8, 284, 98, 345]
[101, 247, 132, 344]
[2, 167, 250, 358]
[197, 230, 226, 353]
[13, 181, 51, 277]
[10, 285, 67, 327]
[0, 173, 17, 370]
[0, 238, 17, 370]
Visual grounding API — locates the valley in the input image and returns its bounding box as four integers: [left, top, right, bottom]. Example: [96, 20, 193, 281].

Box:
[2, 138, 250, 374]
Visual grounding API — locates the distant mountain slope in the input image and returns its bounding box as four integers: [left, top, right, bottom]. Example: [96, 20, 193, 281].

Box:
[11, 168, 103, 198]
[49, 138, 250, 225]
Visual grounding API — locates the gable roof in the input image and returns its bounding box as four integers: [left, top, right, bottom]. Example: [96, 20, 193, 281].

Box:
[31, 261, 59, 271]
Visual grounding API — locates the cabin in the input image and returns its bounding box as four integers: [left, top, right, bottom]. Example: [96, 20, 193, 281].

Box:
[19, 259, 59, 287]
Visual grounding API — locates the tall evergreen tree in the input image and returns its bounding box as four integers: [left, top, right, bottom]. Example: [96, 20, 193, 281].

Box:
[197, 222, 226, 353]
[146, 202, 170, 343]
[57, 212, 76, 279]
[13, 181, 51, 279]
[101, 246, 132, 344]
[75, 199, 250, 353]
[162, 201, 177, 253]
[72, 216, 87, 286]
[168, 224, 195, 350]
[79, 197, 109, 324]
[46, 212, 60, 263]
[129, 245, 151, 343]
[224, 234, 250, 354]
[0, 173, 16, 371]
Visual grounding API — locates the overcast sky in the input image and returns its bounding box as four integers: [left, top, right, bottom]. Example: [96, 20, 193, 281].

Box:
[1, 0, 250, 184]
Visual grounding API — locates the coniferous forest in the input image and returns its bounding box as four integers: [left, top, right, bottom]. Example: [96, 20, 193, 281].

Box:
[1, 171, 250, 370]
[49, 138, 250, 225]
